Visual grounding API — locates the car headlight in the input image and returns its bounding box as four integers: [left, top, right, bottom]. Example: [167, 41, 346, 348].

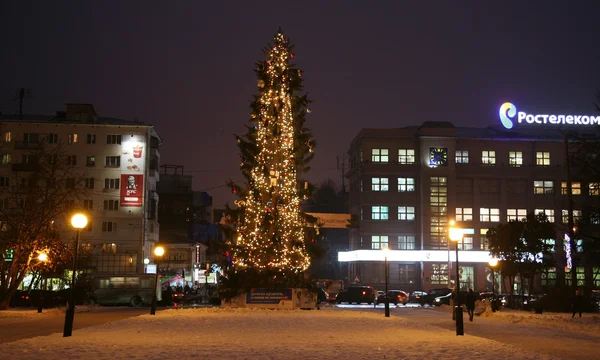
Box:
[434, 298, 440, 302]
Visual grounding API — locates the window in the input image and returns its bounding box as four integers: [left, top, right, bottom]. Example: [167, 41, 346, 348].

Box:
[107, 135, 122, 145]
[86, 156, 96, 167]
[509, 151, 523, 167]
[543, 239, 556, 253]
[104, 200, 119, 211]
[430, 264, 448, 285]
[455, 150, 469, 164]
[561, 182, 581, 195]
[47, 133, 58, 144]
[591, 212, 600, 225]
[101, 243, 117, 254]
[456, 208, 473, 222]
[564, 267, 585, 287]
[480, 208, 500, 222]
[482, 150, 496, 165]
[84, 178, 95, 189]
[371, 206, 388, 220]
[24, 133, 40, 143]
[480, 229, 489, 250]
[398, 264, 416, 285]
[534, 209, 555, 223]
[87, 134, 96, 144]
[398, 235, 415, 250]
[398, 177, 415, 192]
[1, 154, 11, 164]
[102, 222, 118, 232]
[507, 209, 527, 221]
[371, 177, 389, 191]
[536, 151, 550, 166]
[66, 155, 76, 166]
[541, 268, 556, 287]
[398, 206, 415, 221]
[534, 181, 554, 195]
[105, 156, 120, 167]
[590, 182, 600, 196]
[562, 210, 582, 223]
[105, 178, 120, 189]
[371, 149, 388, 163]
[398, 149, 415, 164]
[460, 235, 474, 250]
[360, 180, 363, 192]
[83, 199, 94, 210]
[22, 154, 37, 164]
[4, 132, 11, 142]
[371, 235, 388, 250]
[68, 134, 78, 144]
[0, 177, 9, 187]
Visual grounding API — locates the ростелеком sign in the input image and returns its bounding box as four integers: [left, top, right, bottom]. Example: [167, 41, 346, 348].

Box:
[499, 102, 600, 129]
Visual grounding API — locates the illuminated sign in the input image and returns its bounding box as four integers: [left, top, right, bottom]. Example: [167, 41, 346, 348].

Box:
[499, 102, 600, 129]
[120, 135, 146, 207]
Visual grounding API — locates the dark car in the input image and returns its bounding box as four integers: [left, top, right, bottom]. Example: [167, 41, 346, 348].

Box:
[336, 286, 377, 305]
[377, 290, 409, 305]
[408, 291, 428, 304]
[316, 288, 329, 304]
[433, 292, 452, 306]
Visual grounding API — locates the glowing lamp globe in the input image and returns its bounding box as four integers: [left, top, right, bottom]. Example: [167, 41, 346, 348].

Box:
[154, 246, 165, 257]
[489, 258, 499, 267]
[449, 227, 463, 242]
[38, 253, 48, 262]
[71, 213, 88, 229]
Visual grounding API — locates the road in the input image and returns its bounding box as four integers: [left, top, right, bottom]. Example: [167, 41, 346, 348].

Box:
[0, 307, 155, 344]
[336, 303, 598, 360]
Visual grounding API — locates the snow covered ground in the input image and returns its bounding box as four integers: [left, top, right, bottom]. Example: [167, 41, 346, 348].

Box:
[0, 305, 96, 323]
[0, 307, 563, 360]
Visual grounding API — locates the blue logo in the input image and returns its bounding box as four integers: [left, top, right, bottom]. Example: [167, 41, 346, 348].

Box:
[499, 102, 517, 129]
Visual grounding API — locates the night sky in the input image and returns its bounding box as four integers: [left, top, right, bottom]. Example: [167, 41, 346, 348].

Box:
[2, 1, 600, 207]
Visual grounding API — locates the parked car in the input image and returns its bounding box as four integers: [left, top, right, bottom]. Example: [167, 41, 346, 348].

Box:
[377, 290, 409, 305]
[336, 286, 377, 305]
[433, 292, 452, 306]
[408, 291, 428, 304]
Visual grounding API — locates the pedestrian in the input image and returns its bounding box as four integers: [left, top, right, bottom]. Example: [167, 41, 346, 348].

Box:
[466, 289, 476, 322]
[184, 283, 191, 294]
[572, 289, 584, 318]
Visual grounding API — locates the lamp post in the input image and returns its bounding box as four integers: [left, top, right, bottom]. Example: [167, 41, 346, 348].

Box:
[449, 221, 464, 336]
[37, 253, 48, 314]
[488, 258, 498, 312]
[383, 246, 389, 317]
[63, 213, 87, 337]
[151, 246, 165, 315]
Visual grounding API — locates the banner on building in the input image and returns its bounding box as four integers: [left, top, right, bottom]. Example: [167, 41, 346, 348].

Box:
[120, 174, 144, 207]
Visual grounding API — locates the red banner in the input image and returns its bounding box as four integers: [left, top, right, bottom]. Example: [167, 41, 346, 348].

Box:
[120, 174, 144, 207]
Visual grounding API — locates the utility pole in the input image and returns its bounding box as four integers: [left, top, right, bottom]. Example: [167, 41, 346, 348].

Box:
[564, 134, 577, 294]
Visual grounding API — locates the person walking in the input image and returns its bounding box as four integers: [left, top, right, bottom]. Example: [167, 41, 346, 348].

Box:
[572, 289, 584, 318]
[466, 289, 476, 322]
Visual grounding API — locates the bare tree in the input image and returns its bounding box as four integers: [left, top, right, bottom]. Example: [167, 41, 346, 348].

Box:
[0, 141, 88, 310]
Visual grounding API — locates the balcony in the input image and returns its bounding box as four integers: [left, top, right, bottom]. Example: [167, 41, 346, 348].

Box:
[14, 141, 40, 150]
[12, 163, 40, 172]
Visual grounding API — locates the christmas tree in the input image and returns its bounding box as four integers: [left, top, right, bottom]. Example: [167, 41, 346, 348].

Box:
[228, 30, 316, 289]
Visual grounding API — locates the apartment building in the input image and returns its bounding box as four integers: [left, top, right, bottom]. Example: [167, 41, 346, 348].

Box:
[341, 121, 600, 293]
[0, 104, 160, 274]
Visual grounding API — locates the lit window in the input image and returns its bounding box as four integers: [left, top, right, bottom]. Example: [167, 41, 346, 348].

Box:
[509, 151, 523, 167]
[398, 177, 415, 192]
[534, 209, 554, 223]
[456, 208, 473, 222]
[590, 182, 600, 196]
[4, 132, 11, 142]
[536, 151, 550, 166]
[86, 156, 96, 167]
[480, 229, 489, 250]
[455, 150, 469, 164]
[507, 209, 527, 221]
[371, 177, 389, 192]
[68, 133, 78, 144]
[480, 208, 500, 222]
[398, 235, 415, 250]
[371, 149, 389, 163]
[371, 206, 389, 220]
[371, 235, 388, 250]
[543, 239, 555, 252]
[534, 181, 554, 195]
[482, 150, 496, 165]
[430, 264, 448, 285]
[398, 149, 415, 164]
[1, 154, 11, 164]
[561, 182, 581, 195]
[561, 210, 582, 223]
[398, 206, 415, 221]
[459, 235, 474, 250]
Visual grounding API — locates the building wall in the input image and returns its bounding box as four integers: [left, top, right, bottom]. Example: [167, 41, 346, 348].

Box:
[0, 118, 160, 273]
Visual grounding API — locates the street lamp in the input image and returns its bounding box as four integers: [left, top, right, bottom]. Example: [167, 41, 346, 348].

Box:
[150, 245, 165, 315]
[382, 246, 390, 317]
[64, 213, 87, 337]
[488, 258, 499, 312]
[37, 253, 49, 314]
[449, 221, 464, 336]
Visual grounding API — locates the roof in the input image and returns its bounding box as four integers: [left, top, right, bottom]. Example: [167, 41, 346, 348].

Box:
[0, 114, 151, 127]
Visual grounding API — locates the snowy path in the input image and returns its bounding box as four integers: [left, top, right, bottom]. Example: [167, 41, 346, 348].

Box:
[0, 307, 559, 359]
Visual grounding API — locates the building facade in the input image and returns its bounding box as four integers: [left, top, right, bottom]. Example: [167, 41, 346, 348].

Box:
[341, 121, 600, 293]
[0, 104, 161, 274]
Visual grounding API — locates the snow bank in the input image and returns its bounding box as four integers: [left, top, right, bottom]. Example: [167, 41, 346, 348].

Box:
[0, 305, 99, 322]
[0, 308, 557, 359]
